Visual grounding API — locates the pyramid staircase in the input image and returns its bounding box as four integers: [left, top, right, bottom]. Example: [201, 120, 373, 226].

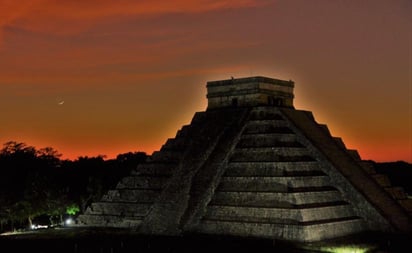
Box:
[76, 75, 412, 242]
[189, 107, 369, 241]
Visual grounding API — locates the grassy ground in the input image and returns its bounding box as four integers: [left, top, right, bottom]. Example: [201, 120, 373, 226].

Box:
[1, 227, 411, 253]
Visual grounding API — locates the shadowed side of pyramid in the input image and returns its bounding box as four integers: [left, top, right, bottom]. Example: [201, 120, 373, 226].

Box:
[76, 108, 250, 230]
[75, 76, 412, 242]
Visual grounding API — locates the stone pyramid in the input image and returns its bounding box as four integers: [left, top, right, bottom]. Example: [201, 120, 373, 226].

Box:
[76, 76, 412, 242]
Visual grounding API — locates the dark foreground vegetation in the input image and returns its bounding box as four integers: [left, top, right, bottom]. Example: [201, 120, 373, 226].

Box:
[0, 141, 147, 233]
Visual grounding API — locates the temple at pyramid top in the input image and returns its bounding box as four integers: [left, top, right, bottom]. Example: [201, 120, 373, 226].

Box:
[206, 76, 295, 109]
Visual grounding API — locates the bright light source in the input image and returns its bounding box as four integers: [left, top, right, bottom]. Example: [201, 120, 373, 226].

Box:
[30, 224, 48, 230]
[65, 218, 73, 226]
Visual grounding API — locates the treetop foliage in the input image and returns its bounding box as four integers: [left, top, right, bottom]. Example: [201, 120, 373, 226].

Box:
[0, 141, 147, 233]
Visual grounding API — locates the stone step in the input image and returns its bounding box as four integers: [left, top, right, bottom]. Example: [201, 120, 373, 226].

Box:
[233, 147, 310, 155]
[237, 135, 303, 148]
[243, 121, 293, 134]
[117, 176, 169, 190]
[204, 204, 356, 224]
[76, 214, 143, 228]
[247, 119, 288, 126]
[239, 132, 297, 140]
[131, 163, 176, 176]
[249, 110, 284, 120]
[302, 218, 365, 241]
[225, 161, 323, 177]
[160, 138, 188, 151]
[217, 176, 331, 192]
[150, 150, 183, 163]
[372, 174, 392, 187]
[224, 167, 324, 177]
[384, 187, 408, 200]
[87, 202, 151, 217]
[196, 217, 365, 242]
[225, 161, 324, 177]
[189, 111, 207, 124]
[175, 125, 190, 138]
[333, 137, 346, 149]
[347, 150, 361, 160]
[101, 189, 162, 202]
[230, 148, 314, 162]
[248, 110, 284, 120]
[359, 161, 376, 174]
[210, 190, 343, 207]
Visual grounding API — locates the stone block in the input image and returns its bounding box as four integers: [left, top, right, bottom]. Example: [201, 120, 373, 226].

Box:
[203, 205, 355, 225]
[243, 121, 293, 134]
[117, 176, 168, 189]
[317, 124, 331, 136]
[161, 138, 187, 151]
[248, 110, 284, 120]
[217, 176, 331, 192]
[333, 137, 346, 149]
[101, 189, 161, 202]
[230, 147, 312, 162]
[347, 149, 361, 160]
[359, 161, 376, 174]
[372, 174, 392, 187]
[225, 161, 324, 177]
[89, 202, 151, 217]
[302, 218, 365, 242]
[132, 163, 176, 176]
[211, 190, 343, 207]
[398, 199, 412, 212]
[384, 187, 408, 200]
[237, 134, 302, 148]
[150, 150, 182, 163]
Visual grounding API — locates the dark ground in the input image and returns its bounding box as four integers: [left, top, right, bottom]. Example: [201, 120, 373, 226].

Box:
[0, 227, 411, 253]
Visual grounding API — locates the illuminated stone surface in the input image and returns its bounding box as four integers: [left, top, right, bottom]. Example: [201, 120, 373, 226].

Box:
[76, 76, 412, 242]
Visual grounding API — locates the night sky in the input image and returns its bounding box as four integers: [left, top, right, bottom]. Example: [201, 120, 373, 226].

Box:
[0, 0, 411, 162]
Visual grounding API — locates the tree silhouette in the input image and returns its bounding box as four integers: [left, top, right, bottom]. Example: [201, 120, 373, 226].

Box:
[0, 141, 148, 232]
[0, 142, 65, 230]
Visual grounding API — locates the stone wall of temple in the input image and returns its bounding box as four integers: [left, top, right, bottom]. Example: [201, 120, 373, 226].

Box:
[206, 76, 294, 109]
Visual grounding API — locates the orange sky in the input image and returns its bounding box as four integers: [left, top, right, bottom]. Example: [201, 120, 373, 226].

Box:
[0, 0, 411, 162]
